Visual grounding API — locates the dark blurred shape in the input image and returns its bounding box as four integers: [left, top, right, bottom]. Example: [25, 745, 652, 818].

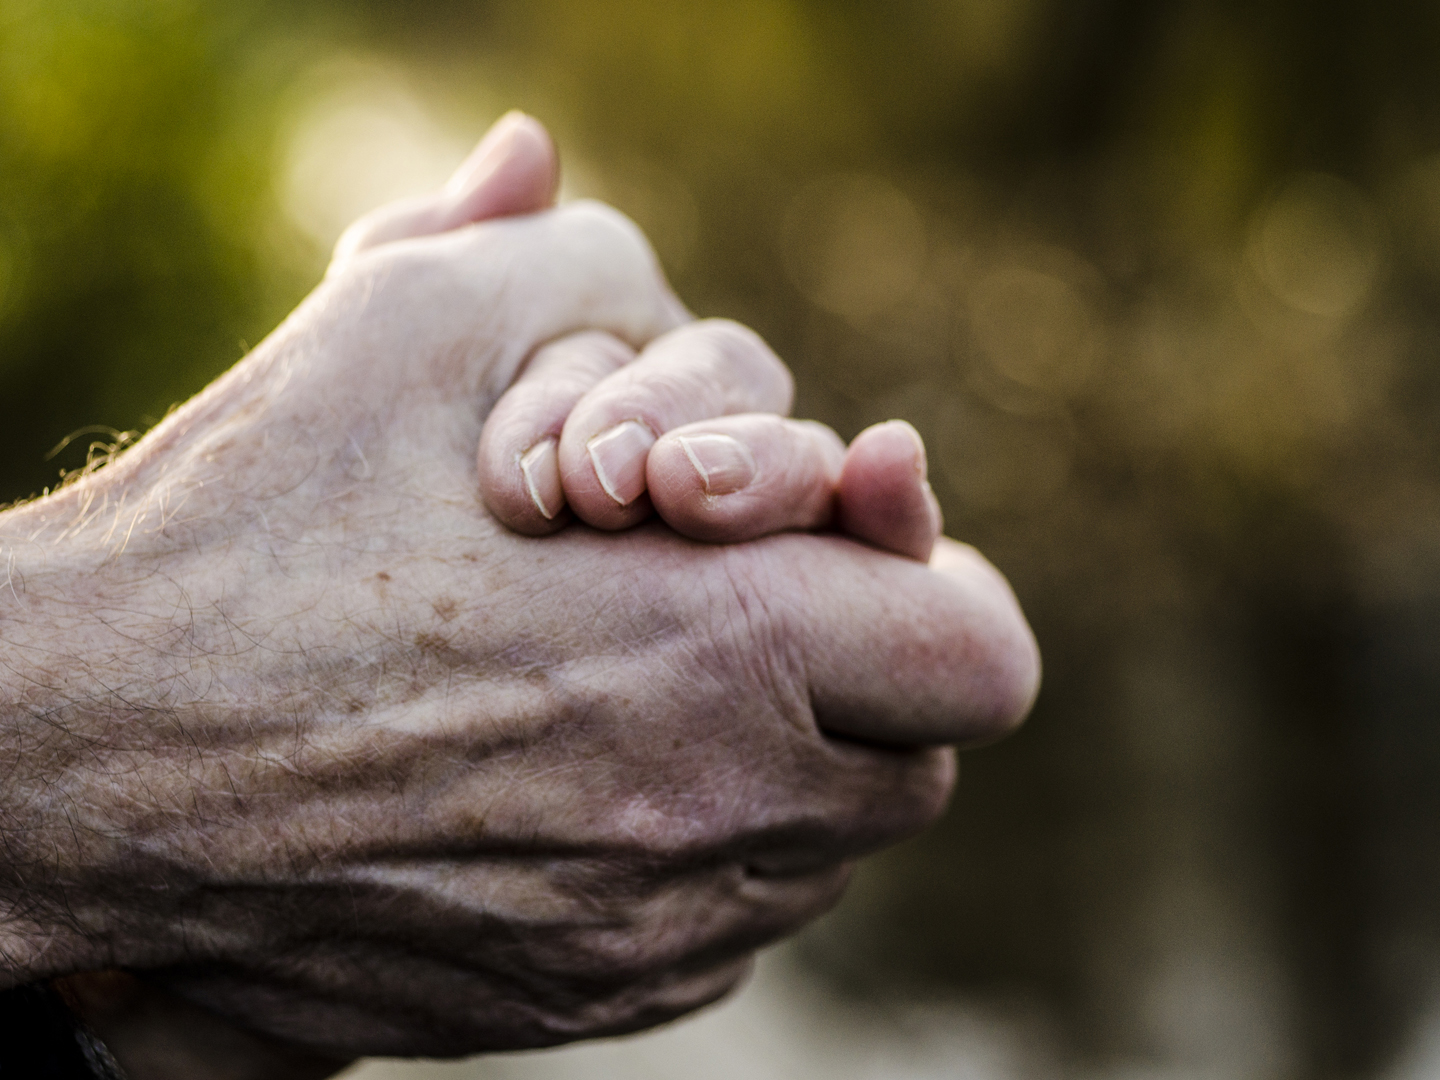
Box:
[3, 1, 1440, 1075]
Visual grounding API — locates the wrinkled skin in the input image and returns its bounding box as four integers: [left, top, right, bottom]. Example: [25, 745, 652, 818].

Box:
[0, 203, 1038, 1060]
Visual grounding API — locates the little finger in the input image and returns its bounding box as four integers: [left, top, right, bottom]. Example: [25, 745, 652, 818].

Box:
[836, 419, 943, 562]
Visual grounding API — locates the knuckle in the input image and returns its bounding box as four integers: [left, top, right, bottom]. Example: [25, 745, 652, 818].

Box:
[692, 318, 770, 357]
[820, 744, 957, 851]
[558, 958, 751, 1043]
[548, 328, 634, 363]
[795, 418, 847, 461]
[544, 200, 680, 343]
[685, 320, 793, 402]
[553, 199, 662, 278]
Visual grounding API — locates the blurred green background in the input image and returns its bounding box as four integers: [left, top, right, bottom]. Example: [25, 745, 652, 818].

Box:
[5, 0, 1440, 1076]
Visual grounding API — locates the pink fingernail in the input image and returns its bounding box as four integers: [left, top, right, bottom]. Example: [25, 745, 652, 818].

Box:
[677, 434, 757, 495]
[587, 421, 656, 506]
[519, 438, 562, 520]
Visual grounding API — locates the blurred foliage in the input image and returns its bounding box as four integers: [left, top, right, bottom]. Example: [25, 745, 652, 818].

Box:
[5, 0, 1440, 1076]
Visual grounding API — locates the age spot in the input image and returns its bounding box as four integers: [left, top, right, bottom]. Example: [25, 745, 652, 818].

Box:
[415, 631, 450, 653]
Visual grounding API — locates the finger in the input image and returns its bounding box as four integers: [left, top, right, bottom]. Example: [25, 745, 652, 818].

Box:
[331, 111, 558, 266]
[754, 743, 959, 860]
[558, 320, 795, 530]
[155, 859, 851, 1057]
[478, 331, 636, 534]
[768, 532, 1040, 746]
[835, 419, 943, 562]
[645, 415, 844, 542]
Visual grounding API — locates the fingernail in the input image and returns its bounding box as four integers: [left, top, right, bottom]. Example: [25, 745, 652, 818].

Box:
[587, 421, 656, 506]
[677, 435, 757, 495]
[519, 437, 562, 520]
[446, 110, 527, 194]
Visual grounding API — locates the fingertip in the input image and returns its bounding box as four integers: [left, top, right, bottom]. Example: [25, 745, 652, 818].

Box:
[798, 535, 1040, 747]
[929, 538, 1043, 735]
[645, 431, 758, 541]
[478, 433, 570, 536]
[557, 418, 659, 531]
[838, 420, 941, 562]
[855, 419, 925, 469]
[444, 111, 528, 193]
[587, 420, 658, 508]
[674, 433, 758, 496]
[443, 111, 559, 222]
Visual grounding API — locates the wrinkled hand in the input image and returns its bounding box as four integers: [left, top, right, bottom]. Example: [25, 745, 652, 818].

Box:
[0, 119, 1038, 1061]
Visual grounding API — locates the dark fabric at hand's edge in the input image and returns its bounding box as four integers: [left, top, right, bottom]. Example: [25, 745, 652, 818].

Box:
[0, 982, 127, 1079]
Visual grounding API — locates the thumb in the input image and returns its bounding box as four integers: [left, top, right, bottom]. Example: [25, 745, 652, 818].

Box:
[785, 535, 1040, 746]
[331, 111, 559, 265]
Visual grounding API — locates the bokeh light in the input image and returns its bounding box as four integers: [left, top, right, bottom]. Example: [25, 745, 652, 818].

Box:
[278, 58, 473, 249]
[1246, 173, 1384, 319]
[782, 174, 928, 322]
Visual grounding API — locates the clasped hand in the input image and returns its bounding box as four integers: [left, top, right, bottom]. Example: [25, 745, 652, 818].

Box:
[0, 114, 1038, 1063]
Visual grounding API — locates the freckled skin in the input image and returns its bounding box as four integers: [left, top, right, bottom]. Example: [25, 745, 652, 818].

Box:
[0, 204, 1037, 1063]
